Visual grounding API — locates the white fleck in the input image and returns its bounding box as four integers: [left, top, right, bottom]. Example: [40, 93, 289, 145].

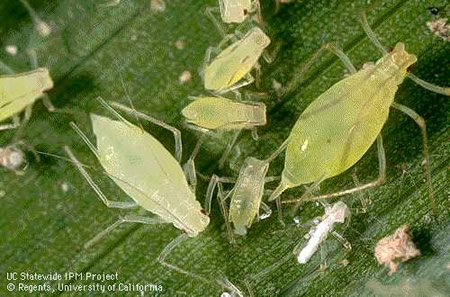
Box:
[5, 45, 18, 56]
[36, 21, 52, 37]
[220, 293, 232, 297]
[0, 190, 5, 198]
[179, 71, 192, 84]
[151, 0, 166, 13]
[272, 79, 282, 90]
[175, 39, 185, 50]
[131, 34, 138, 41]
[61, 182, 70, 193]
[105, 146, 115, 160]
[301, 139, 309, 152]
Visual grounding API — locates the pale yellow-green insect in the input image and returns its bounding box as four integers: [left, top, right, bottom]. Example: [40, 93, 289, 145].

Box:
[182, 95, 266, 168]
[268, 11, 450, 215]
[64, 97, 242, 296]
[0, 68, 53, 131]
[202, 27, 271, 94]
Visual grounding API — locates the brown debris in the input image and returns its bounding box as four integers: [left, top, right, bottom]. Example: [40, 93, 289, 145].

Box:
[427, 18, 450, 42]
[375, 225, 421, 275]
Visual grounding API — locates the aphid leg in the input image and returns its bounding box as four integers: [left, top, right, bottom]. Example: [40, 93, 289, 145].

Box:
[217, 273, 245, 297]
[281, 43, 356, 98]
[183, 135, 206, 191]
[319, 244, 328, 271]
[288, 177, 324, 216]
[407, 73, 450, 96]
[0, 59, 15, 74]
[219, 129, 242, 169]
[330, 230, 351, 250]
[255, 62, 262, 89]
[205, 7, 227, 36]
[251, 127, 259, 140]
[217, 182, 235, 243]
[85, 215, 167, 249]
[12, 105, 33, 143]
[264, 176, 280, 182]
[275, 197, 285, 226]
[258, 201, 272, 221]
[158, 234, 214, 287]
[391, 102, 436, 215]
[64, 146, 139, 209]
[252, 0, 263, 25]
[0, 120, 20, 131]
[205, 174, 235, 243]
[262, 41, 282, 64]
[352, 172, 371, 213]
[282, 135, 386, 204]
[110, 102, 183, 162]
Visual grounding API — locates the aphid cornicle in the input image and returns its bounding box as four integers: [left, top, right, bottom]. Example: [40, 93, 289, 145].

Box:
[64, 97, 241, 296]
[268, 11, 450, 214]
[202, 26, 271, 94]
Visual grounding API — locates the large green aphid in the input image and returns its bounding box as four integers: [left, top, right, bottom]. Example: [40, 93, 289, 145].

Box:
[64, 97, 242, 297]
[268, 12, 450, 215]
[202, 26, 271, 94]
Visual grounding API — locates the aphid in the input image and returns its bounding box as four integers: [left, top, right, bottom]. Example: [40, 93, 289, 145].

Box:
[205, 142, 286, 242]
[218, 0, 261, 24]
[268, 11, 450, 215]
[19, 0, 52, 37]
[0, 68, 54, 133]
[182, 95, 267, 167]
[294, 201, 351, 264]
[64, 97, 241, 296]
[202, 27, 272, 94]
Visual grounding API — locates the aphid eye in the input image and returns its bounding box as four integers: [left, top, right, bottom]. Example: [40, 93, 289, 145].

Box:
[200, 208, 207, 215]
[243, 9, 248, 15]
[388, 47, 394, 53]
[406, 65, 415, 73]
[428, 7, 439, 15]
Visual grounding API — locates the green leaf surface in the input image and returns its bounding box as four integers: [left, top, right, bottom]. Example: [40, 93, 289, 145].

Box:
[0, 0, 449, 296]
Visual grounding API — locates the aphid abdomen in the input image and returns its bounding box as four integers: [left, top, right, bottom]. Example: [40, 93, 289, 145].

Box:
[0, 68, 53, 121]
[91, 114, 209, 236]
[229, 157, 269, 235]
[282, 65, 399, 187]
[182, 97, 266, 130]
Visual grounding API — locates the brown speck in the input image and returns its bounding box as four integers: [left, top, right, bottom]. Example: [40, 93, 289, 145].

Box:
[375, 225, 421, 275]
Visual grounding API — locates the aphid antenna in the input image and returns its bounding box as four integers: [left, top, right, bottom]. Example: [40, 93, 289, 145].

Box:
[112, 60, 145, 131]
[94, 96, 131, 126]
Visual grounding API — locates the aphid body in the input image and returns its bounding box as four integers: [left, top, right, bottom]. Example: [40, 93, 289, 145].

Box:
[203, 27, 270, 93]
[269, 43, 421, 200]
[297, 201, 350, 264]
[228, 157, 270, 235]
[87, 113, 209, 236]
[0, 68, 53, 122]
[182, 96, 266, 131]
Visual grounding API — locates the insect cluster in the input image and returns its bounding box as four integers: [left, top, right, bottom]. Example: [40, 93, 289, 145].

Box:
[1, 1, 449, 296]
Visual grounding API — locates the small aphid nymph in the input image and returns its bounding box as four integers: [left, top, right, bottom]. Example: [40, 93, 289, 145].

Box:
[203, 27, 271, 94]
